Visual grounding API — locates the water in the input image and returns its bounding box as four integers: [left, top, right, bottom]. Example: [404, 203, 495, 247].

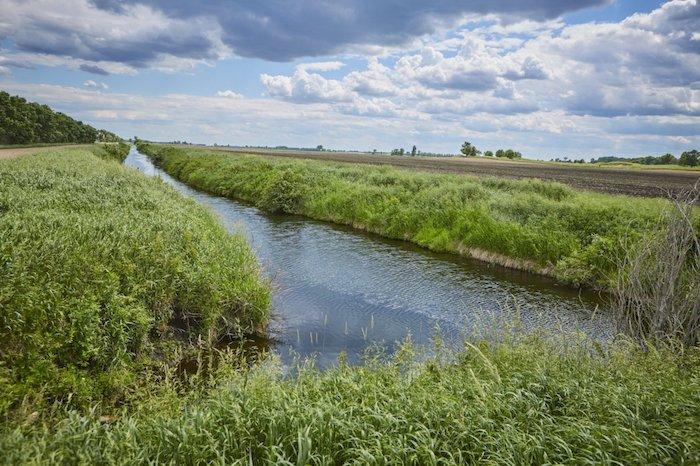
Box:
[125, 147, 612, 367]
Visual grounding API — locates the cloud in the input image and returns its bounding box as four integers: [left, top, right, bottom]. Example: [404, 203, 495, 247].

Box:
[265, 1, 699, 119]
[3, 82, 697, 158]
[83, 80, 108, 90]
[297, 61, 345, 72]
[216, 90, 243, 98]
[261, 68, 355, 103]
[79, 64, 110, 75]
[0, 57, 35, 70]
[0, 0, 229, 72]
[1, 0, 607, 66]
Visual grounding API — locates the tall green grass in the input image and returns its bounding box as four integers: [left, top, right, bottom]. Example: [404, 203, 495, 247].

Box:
[0, 147, 270, 414]
[91, 141, 130, 162]
[140, 144, 687, 288]
[1, 337, 698, 464]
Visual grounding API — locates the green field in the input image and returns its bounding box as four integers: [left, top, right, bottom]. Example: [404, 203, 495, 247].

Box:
[139, 143, 695, 288]
[0, 146, 270, 414]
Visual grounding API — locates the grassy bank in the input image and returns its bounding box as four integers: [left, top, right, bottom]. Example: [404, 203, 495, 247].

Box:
[1, 337, 698, 464]
[1, 146, 698, 464]
[0, 147, 270, 415]
[140, 144, 694, 287]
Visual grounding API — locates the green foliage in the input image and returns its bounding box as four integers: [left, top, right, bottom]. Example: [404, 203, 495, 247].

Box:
[91, 142, 130, 162]
[460, 141, 479, 157]
[1, 337, 698, 464]
[495, 149, 522, 159]
[0, 148, 270, 412]
[592, 152, 699, 166]
[679, 150, 699, 167]
[140, 144, 677, 287]
[257, 168, 308, 213]
[0, 91, 121, 145]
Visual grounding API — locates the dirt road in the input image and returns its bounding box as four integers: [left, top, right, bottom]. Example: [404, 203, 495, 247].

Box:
[0, 144, 91, 159]
[213, 147, 700, 199]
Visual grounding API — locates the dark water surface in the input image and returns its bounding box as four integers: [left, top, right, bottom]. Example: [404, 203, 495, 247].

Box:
[125, 147, 612, 367]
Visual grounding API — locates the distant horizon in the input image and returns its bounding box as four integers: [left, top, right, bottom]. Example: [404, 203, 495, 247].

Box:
[1, 0, 698, 159]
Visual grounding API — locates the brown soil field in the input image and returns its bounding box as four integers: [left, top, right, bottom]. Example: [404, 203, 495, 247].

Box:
[0, 144, 92, 159]
[212, 147, 700, 199]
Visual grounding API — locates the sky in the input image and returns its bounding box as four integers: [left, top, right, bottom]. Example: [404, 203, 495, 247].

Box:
[0, 0, 698, 159]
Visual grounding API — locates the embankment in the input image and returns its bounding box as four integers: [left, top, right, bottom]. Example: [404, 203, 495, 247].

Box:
[140, 144, 694, 288]
[0, 146, 270, 413]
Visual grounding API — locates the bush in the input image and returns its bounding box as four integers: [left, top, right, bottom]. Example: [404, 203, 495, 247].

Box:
[257, 168, 308, 213]
[613, 185, 700, 346]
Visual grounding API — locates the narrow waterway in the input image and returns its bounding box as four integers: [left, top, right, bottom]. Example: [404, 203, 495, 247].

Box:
[125, 147, 612, 367]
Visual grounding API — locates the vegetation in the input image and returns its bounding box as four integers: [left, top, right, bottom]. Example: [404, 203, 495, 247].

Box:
[0, 147, 270, 414]
[138, 144, 698, 288]
[0, 145, 697, 465]
[460, 141, 480, 157]
[460, 144, 523, 159]
[0, 91, 121, 145]
[592, 150, 699, 167]
[1, 336, 698, 464]
[613, 185, 700, 347]
[680, 150, 700, 167]
[494, 149, 522, 159]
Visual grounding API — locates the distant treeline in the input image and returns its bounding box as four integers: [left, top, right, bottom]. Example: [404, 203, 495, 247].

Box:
[0, 91, 121, 145]
[591, 151, 699, 167]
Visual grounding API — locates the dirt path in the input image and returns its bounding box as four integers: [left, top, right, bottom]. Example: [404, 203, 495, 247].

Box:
[213, 147, 700, 199]
[0, 144, 92, 159]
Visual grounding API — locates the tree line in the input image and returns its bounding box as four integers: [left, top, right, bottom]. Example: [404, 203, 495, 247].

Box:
[0, 91, 121, 145]
[460, 141, 522, 159]
[591, 151, 699, 167]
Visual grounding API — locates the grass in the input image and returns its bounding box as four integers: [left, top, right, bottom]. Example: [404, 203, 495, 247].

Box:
[1, 336, 698, 465]
[0, 146, 270, 415]
[1, 145, 698, 464]
[140, 143, 697, 288]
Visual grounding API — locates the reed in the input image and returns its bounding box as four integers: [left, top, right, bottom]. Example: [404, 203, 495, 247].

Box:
[0, 147, 270, 414]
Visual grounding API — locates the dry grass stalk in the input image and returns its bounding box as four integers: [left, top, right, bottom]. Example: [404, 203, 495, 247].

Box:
[613, 182, 700, 347]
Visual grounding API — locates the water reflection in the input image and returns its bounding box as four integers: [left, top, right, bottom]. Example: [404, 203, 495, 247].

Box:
[125, 147, 612, 368]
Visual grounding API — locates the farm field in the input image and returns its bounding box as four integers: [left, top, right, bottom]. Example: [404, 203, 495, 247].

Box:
[0, 144, 93, 159]
[210, 146, 700, 199]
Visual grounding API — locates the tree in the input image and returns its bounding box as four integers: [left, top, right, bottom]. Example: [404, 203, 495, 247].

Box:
[411, 145, 417, 157]
[495, 149, 505, 158]
[483, 150, 493, 157]
[316, 145, 324, 151]
[0, 91, 108, 145]
[659, 153, 677, 165]
[460, 141, 479, 157]
[679, 150, 699, 167]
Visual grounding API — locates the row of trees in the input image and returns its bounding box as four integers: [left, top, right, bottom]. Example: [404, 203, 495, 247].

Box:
[390, 145, 419, 156]
[590, 151, 698, 167]
[0, 91, 121, 145]
[460, 142, 522, 159]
